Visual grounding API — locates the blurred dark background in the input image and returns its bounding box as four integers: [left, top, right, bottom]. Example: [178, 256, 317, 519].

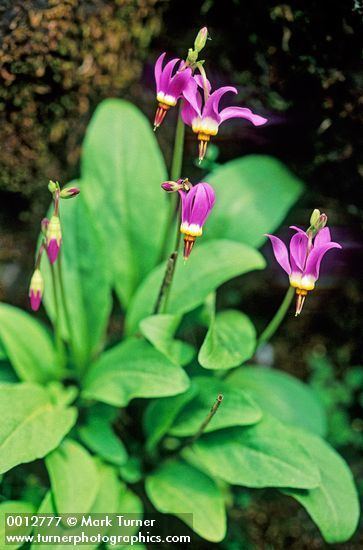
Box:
[0, 1, 362, 547]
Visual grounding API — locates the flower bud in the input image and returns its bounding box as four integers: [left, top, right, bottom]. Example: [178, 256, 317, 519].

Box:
[310, 209, 321, 227]
[29, 268, 44, 311]
[194, 27, 208, 53]
[60, 186, 80, 199]
[316, 213, 328, 231]
[48, 180, 60, 194]
[186, 48, 198, 65]
[46, 215, 62, 264]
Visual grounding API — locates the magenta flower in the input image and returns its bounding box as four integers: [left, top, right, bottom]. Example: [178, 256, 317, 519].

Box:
[182, 79, 267, 161]
[46, 215, 62, 264]
[154, 53, 194, 129]
[179, 182, 216, 259]
[266, 226, 342, 315]
[29, 268, 44, 311]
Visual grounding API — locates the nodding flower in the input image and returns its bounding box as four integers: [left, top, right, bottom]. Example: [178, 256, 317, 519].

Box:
[153, 53, 194, 130]
[46, 215, 62, 264]
[182, 77, 267, 161]
[179, 182, 216, 260]
[266, 224, 342, 316]
[29, 268, 44, 312]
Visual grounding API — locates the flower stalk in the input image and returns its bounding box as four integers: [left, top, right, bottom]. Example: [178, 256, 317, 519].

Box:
[257, 285, 295, 347]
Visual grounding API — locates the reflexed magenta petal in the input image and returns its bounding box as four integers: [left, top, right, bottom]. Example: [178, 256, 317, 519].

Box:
[168, 67, 193, 100]
[219, 106, 268, 126]
[203, 86, 237, 119]
[159, 58, 179, 92]
[154, 52, 166, 91]
[194, 74, 212, 93]
[181, 100, 199, 126]
[289, 232, 309, 272]
[265, 234, 291, 275]
[29, 291, 42, 312]
[47, 239, 60, 264]
[289, 225, 306, 234]
[181, 183, 215, 228]
[178, 189, 189, 224]
[304, 242, 342, 280]
[314, 227, 331, 246]
[182, 78, 202, 116]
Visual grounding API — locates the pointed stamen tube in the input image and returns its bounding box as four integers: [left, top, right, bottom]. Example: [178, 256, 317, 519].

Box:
[295, 288, 308, 316]
[154, 103, 171, 130]
[183, 235, 196, 260]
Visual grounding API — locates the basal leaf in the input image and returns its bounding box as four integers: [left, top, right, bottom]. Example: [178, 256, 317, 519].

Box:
[45, 439, 99, 514]
[140, 314, 195, 366]
[82, 338, 190, 407]
[81, 99, 168, 306]
[126, 240, 265, 335]
[205, 155, 303, 247]
[283, 430, 360, 543]
[0, 303, 59, 383]
[170, 376, 262, 436]
[227, 367, 327, 436]
[199, 310, 256, 370]
[185, 415, 320, 489]
[146, 460, 226, 542]
[0, 383, 77, 474]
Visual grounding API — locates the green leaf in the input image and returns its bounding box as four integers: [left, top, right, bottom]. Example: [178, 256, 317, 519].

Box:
[126, 240, 265, 335]
[146, 460, 226, 542]
[227, 367, 327, 436]
[107, 487, 144, 550]
[0, 383, 77, 474]
[205, 155, 303, 247]
[0, 501, 35, 550]
[82, 338, 190, 407]
[283, 430, 360, 543]
[0, 303, 59, 383]
[41, 193, 112, 368]
[45, 439, 99, 514]
[79, 409, 128, 466]
[0, 341, 7, 361]
[170, 376, 262, 436]
[143, 385, 197, 452]
[185, 416, 320, 489]
[81, 99, 168, 306]
[199, 310, 256, 370]
[140, 314, 195, 366]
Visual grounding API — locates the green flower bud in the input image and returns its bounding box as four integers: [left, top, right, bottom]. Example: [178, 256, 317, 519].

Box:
[310, 209, 321, 227]
[194, 27, 208, 53]
[60, 186, 80, 199]
[48, 180, 60, 194]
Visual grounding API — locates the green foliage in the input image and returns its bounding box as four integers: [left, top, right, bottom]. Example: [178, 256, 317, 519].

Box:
[81, 99, 168, 306]
[185, 416, 320, 489]
[0, 500, 35, 550]
[126, 240, 265, 335]
[199, 309, 256, 370]
[0, 383, 76, 474]
[146, 460, 226, 542]
[227, 366, 327, 436]
[82, 338, 190, 407]
[0, 303, 60, 383]
[205, 155, 303, 247]
[283, 430, 360, 543]
[46, 440, 99, 514]
[168, 376, 262, 436]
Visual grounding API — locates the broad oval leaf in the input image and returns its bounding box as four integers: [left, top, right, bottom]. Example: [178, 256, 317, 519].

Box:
[81, 99, 168, 306]
[140, 314, 195, 366]
[82, 338, 190, 407]
[170, 376, 262, 436]
[226, 367, 327, 436]
[0, 500, 35, 549]
[45, 439, 99, 514]
[0, 383, 77, 474]
[41, 192, 112, 369]
[0, 303, 59, 383]
[199, 310, 256, 370]
[205, 155, 303, 247]
[283, 430, 360, 544]
[185, 416, 320, 489]
[126, 240, 265, 335]
[146, 460, 226, 542]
